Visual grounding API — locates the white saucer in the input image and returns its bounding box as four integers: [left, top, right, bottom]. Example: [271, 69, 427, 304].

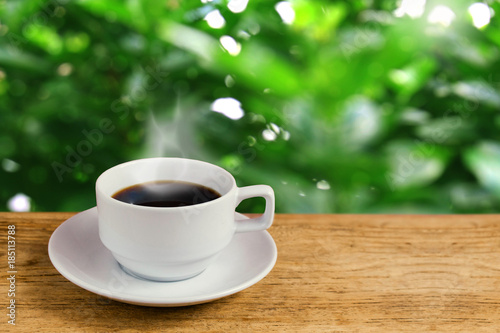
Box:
[48, 207, 277, 307]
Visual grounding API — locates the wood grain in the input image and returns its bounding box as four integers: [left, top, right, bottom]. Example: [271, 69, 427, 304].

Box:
[3, 213, 500, 332]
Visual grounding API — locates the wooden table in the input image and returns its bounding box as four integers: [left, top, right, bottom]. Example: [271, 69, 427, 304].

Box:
[3, 213, 500, 332]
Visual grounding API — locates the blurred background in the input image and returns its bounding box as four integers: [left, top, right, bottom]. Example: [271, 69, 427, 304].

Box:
[1, 0, 500, 213]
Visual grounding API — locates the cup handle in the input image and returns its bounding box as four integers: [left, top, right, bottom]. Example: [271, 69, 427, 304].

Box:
[235, 185, 275, 233]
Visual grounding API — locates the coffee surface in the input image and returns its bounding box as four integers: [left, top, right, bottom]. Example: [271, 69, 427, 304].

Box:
[112, 180, 221, 207]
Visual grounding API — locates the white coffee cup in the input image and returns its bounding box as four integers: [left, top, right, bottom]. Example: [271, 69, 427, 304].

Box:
[96, 157, 275, 281]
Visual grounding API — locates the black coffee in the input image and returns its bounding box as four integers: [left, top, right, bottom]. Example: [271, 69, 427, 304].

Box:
[112, 180, 221, 207]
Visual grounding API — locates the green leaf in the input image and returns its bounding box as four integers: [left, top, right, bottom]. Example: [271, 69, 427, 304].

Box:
[293, 1, 347, 41]
[157, 21, 302, 96]
[0, 45, 51, 73]
[23, 23, 63, 55]
[385, 140, 451, 191]
[387, 56, 437, 99]
[75, 0, 138, 29]
[452, 80, 500, 108]
[415, 116, 475, 145]
[464, 141, 500, 199]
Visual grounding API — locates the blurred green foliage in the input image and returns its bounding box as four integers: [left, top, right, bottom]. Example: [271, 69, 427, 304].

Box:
[1, 0, 500, 213]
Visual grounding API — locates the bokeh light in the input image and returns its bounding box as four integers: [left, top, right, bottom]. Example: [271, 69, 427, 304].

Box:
[468, 3, 491, 28]
[7, 194, 31, 212]
[211, 98, 245, 120]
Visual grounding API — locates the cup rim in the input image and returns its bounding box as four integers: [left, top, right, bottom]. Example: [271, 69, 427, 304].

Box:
[95, 157, 236, 210]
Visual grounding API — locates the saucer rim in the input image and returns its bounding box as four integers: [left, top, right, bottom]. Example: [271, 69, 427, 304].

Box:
[48, 207, 278, 306]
